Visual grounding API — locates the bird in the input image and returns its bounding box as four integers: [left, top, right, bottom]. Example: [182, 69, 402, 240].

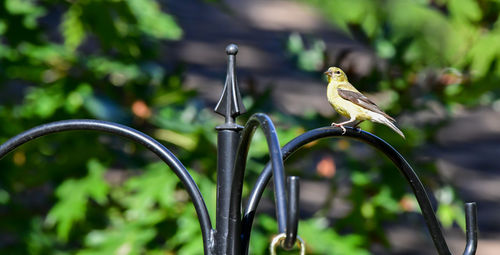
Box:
[324, 67, 405, 138]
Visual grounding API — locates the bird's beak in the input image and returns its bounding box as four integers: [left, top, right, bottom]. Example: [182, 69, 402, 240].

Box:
[324, 70, 332, 76]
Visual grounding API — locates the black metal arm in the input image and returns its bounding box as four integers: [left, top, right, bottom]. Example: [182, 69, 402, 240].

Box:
[0, 119, 214, 255]
[243, 126, 478, 255]
[227, 113, 295, 254]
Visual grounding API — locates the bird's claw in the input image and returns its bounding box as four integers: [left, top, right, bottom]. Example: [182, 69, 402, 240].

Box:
[331, 123, 347, 135]
[340, 126, 346, 135]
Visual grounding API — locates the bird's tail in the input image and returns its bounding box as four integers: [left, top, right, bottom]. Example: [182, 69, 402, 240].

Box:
[372, 113, 405, 139]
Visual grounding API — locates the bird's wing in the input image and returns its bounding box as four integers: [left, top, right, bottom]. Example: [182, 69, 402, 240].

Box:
[337, 88, 395, 122]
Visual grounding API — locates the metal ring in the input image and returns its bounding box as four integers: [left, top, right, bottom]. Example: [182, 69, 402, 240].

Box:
[270, 233, 306, 255]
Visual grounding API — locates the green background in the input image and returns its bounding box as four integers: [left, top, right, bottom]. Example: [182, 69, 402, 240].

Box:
[1, 0, 499, 254]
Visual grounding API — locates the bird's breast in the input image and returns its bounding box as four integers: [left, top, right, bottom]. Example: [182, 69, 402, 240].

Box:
[327, 82, 371, 119]
[327, 83, 350, 117]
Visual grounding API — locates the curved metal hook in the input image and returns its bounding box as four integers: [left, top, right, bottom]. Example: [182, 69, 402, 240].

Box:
[0, 119, 213, 255]
[243, 126, 473, 255]
[284, 176, 300, 250]
[228, 113, 289, 254]
[463, 202, 478, 255]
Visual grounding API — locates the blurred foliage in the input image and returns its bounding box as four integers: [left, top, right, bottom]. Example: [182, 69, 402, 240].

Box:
[0, 0, 492, 254]
[286, 32, 327, 72]
[301, 0, 500, 111]
[0, 0, 211, 254]
[285, 0, 499, 253]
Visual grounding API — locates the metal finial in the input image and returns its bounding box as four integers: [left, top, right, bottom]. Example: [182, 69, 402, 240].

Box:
[226, 44, 238, 55]
[214, 44, 246, 124]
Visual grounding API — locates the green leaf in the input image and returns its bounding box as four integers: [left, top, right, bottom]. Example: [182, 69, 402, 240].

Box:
[80, 225, 157, 255]
[20, 84, 65, 118]
[86, 159, 110, 205]
[5, 0, 37, 14]
[123, 162, 180, 220]
[375, 39, 396, 59]
[0, 188, 10, 204]
[467, 31, 500, 77]
[299, 218, 369, 255]
[166, 208, 204, 254]
[86, 56, 142, 82]
[61, 5, 86, 51]
[437, 204, 455, 228]
[351, 171, 371, 186]
[0, 20, 7, 35]
[444, 84, 463, 96]
[287, 32, 304, 54]
[65, 83, 93, 113]
[5, 0, 46, 29]
[154, 129, 198, 150]
[191, 170, 217, 223]
[372, 186, 400, 213]
[126, 0, 183, 39]
[448, 0, 482, 22]
[46, 159, 109, 241]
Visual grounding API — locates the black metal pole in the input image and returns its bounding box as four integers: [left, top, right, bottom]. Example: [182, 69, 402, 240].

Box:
[214, 128, 242, 254]
[213, 44, 246, 255]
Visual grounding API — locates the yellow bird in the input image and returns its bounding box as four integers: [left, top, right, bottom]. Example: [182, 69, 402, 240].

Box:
[324, 67, 405, 138]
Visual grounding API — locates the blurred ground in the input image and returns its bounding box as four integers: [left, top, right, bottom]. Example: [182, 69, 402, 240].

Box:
[164, 0, 500, 254]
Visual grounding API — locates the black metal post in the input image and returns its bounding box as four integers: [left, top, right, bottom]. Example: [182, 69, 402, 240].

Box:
[214, 129, 241, 254]
[213, 44, 245, 255]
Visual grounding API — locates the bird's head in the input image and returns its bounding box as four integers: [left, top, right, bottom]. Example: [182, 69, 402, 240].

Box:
[324, 67, 348, 83]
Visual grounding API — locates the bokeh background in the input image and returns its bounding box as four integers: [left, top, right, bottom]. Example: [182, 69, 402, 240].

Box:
[1, 0, 500, 254]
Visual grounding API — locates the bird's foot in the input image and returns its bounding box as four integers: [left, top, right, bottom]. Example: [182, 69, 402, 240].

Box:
[331, 123, 347, 135]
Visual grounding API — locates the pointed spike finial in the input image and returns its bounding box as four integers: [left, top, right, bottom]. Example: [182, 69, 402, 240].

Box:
[214, 44, 246, 125]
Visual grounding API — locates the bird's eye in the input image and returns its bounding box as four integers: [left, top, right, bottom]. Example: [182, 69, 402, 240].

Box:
[335, 71, 341, 74]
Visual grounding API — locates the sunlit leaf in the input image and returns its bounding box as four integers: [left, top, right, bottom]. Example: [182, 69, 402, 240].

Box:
[448, 0, 482, 22]
[299, 218, 370, 255]
[126, 0, 183, 40]
[61, 5, 86, 51]
[46, 159, 109, 241]
[467, 31, 500, 77]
